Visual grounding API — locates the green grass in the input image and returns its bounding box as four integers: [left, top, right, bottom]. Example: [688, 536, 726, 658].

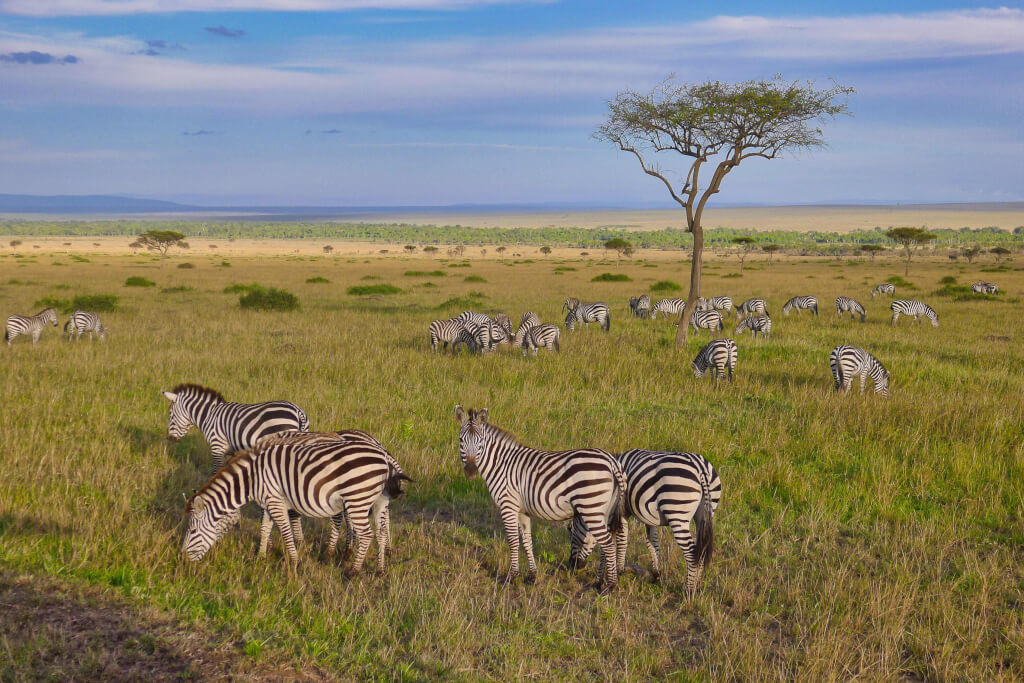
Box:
[347, 283, 403, 295]
[124, 276, 156, 288]
[464, 275, 487, 283]
[0, 253, 1021, 680]
[591, 273, 632, 282]
[177, 262, 195, 269]
[305, 277, 331, 284]
[238, 286, 300, 311]
[405, 270, 445, 277]
[650, 280, 682, 292]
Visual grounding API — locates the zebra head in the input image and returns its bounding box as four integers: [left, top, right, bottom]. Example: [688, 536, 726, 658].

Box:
[162, 390, 194, 442]
[564, 309, 578, 331]
[877, 368, 891, 398]
[39, 308, 58, 326]
[691, 362, 704, 378]
[454, 405, 489, 478]
[182, 493, 237, 562]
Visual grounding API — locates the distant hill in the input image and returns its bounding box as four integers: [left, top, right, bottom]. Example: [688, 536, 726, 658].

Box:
[0, 194, 197, 213]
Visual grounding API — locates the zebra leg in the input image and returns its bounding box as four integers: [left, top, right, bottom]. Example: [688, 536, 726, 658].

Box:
[499, 507, 522, 584]
[645, 525, 661, 582]
[518, 513, 537, 582]
[614, 516, 628, 575]
[344, 503, 375, 576]
[666, 518, 700, 599]
[327, 512, 344, 556]
[265, 501, 299, 564]
[860, 370, 867, 393]
[259, 510, 274, 556]
[891, 312, 899, 325]
[579, 513, 617, 594]
[372, 500, 390, 573]
[288, 510, 304, 546]
[568, 516, 596, 569]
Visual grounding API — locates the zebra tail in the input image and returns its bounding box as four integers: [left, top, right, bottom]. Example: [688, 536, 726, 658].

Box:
[385, 465, 414, 499]
[603, 314, 610, 332]
[63, 320, 71, 333]
[693, 481, 714, 575]
[607, 465, 627, 532]
[553, 336, 560, 353]
[3, 328, 8, 342]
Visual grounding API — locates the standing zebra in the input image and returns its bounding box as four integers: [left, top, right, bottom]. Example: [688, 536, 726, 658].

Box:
[182, 431, 411, 576]
[736, 298, 768, 319]
[692, 338, 737, 382]
[971, 281, 998, 294]
[454, 406, 627, 594]
[493, 313, 514, 338]
[469, 319, 510, 353]
[689, 309, 724, 332]
[569, 449, 721, 597]
[835, 296, 866, 322]
[522, 323, 560, 355]
[64, 311, 106, 340]
[700, 296, 733, 313]
[783, 296, 818, 316]
[162, 383, 310, 470]
[429, 318, 476, 353]
[5, 307, 58, 346]
[513, 312, 541, 348]
[629, 295, 652, 319]
[651, 298, 686, 319]
[830, 345, 889, 397]
[872, 283, 895, 298]
[562, 297, 580, 314]
[564, 302, 610, 332]
[734, 315, 772, 339]
[890, 300, 938, 327]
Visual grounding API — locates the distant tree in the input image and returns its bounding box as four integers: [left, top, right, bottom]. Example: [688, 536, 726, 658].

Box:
[580, 252, 589, 257]
[453, 245, 465, 257]
[9, 239, 22, 250]
[596, 76, 853, 346]
[961, 246, 981, 263]
[732, 236, 756, 270]
[762, 243, 782, 263]
[480, 248, 487, 258]
[886, 227, 936, 275]
[860, 244, 885, 262]
[423, 245, 438, 256]
[323, 245, 334, 255]
[603, 238, 633, 260]
[540, 246, 552, 257]
[128, 240, 142, 255]
[990, 246, 1011, 261]
[209, 243, 218, 250]
[136, 230, 188, 260]
[495, 246, 507, 255]
[404, 245, 416, 254]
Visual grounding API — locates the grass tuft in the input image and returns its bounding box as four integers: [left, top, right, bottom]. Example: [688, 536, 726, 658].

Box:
[347, 284, 403, 295]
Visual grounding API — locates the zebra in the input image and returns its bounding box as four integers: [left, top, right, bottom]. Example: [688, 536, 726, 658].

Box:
[629, 295, 652, 319]
[182, 431, 411, 576]
[161, 383, 310, 470]
[454, 406, 627, 594]
[872, 283, 895, 298]
[736, 298, 768, 319]
[64, 311, 106, 340]
[469, 319, 510, 353]
[562, 297, 580, 314]
[429, 318, 474, 352]
[651, 298, 686, 319]
[689, 309, 724, 332]
[782, 296, 818, 316]
[493, 313, 514, 337]
[564, 302, 610, 331]
[5, 307, 58, 346]
[734, 315, 772, 339]
[835, 296, 866, 322]
[700, 296, 733, 313]
[972, 281, 998, 294]
[692, 338, 737, 382]
[512, 312, 541, 348]
[456, 311, 492, 329]
[890, 300, 938, 327]
[522, 323, 560, 355]
[569, 449, 721, 597]
[830, 345, 889, 397]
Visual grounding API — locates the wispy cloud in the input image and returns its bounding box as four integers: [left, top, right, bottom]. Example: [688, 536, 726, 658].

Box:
[182, 129, 218, 135]
[320, 128, 343, 134]
[0, 50, 78, 64]
[0, 0, 543, 16]
[204, 25, 246, 38]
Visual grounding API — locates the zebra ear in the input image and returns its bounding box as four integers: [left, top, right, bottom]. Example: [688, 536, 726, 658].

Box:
[454, 405, 467, 424]
[477, 408, 488, 423]
[162, 391, 178, 402]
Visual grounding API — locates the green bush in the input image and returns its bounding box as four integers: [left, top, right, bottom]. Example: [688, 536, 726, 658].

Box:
[160, 286, 194, 294]
[239, 286, 300, 311]
[722, 273, 743, 279]
[554, 266, 576, 272]
[347, 284, 403, 296]
[361, 275, 381, 281]
[124, 277, 155, 287]
[886, 275, 916, 288]
[177, 262, 195, 269]
[404, 270, 445, 277]
[70, 255, 90, 263]
[650, 280, 682, 292]
[464, 275, 486, 283]
[938, 276, 957, 285]
[72, 294, 118, 312]
[417, 282, 438, 288]
[33, 296, 71, 312]
[306, 277, 331, 284]
[224, 283, 261, 295]
[218, 260, 231, 267]
[447, 263, 471, 268]
[592, 273, 632, 282]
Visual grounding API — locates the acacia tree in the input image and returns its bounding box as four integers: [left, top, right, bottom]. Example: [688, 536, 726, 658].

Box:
[860, 244, 885, 262]
[604, 238, 634, 260]
[762, 243, 782, 263]
[886, 227, 936, 275]
[990, 246, 1011, 261]
[732, 236, 756, 270]
[323, 245, 334, 255]
[961, 246, 981, 263]
[596, 76, 853, 345]
[136, 230, 188, 259]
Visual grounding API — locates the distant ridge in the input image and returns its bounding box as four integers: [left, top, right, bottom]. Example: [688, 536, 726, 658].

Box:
[0, 194, 198, 213]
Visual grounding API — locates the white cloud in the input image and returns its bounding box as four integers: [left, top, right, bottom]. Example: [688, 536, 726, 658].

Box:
[0, 0, 543, 15]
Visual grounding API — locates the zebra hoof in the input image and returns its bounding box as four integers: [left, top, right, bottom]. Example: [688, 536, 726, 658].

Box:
[598, 583, 616, 596]
[345, 567, 362, 579]
[523, 572, 536, 585]
[501, 572, 519, 586]
[649, 572, 661, 584]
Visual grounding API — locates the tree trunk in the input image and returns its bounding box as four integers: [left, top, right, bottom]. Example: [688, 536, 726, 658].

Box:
[904, 246, 910, 276]
[675, 220, 702, 347]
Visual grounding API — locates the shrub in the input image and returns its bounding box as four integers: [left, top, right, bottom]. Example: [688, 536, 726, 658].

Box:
[405, 270, 445, 277]
[73, 294, 119, 312]
[125, 277, 155, 287]
[177, 262, 195, 269]
[160, 286, 194, 294]
[218, 261, 231, 267]
[239, 286, 300, 311]
[70, 255, 90, 263]
[33, 296, 71, 312]
[554, 266, 576, 272]
[306, 277, 331, 284]
[224, 283, 261, 294]
[722, 273, 743, 279]
[939, 276, 957, 285]
[650, 280, 682, 292]
[464, 275, 486, 283]
[886, 275, 916, 288]
[447, 263, 471, 268]
[347, 284, 403, 296]
[417, 282, 438, 288]
[932, 284, 998, 301]
[361, 275, 381, 280]
[592, 273, 632, 282]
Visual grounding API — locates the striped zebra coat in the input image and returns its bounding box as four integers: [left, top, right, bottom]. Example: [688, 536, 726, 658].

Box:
[783, 296, 818, 316]
[629, 295, 652, 319]
[699, 296, 733, 313]
[522, 323, 560, 355]
[469, 319, 510, 353]
[734, 315, 772, 338]
[689, 309, 724, 332]
[512, 312, 541, 348]
[651, 298, 686, 319]
[570, 449, 721, 597]
[972, 281, 998, 294]
[736, 298, 768, 319]
[64, 311, 106, 340]
[454, 406, 627, 593]
[456, 311, 492, 329]
[692, 338, 737, 382]
[835, 296, 866, 322]
[830, 345, 889, 397]
[162, 384, 310, 469]
[5, 307, 58, 346]
[182, 432, 411, 575]
[429, 318, 476, 353]
[565, 302, 610, 331]
[872, 283, 896, 297]
[890, 300, 938, 327]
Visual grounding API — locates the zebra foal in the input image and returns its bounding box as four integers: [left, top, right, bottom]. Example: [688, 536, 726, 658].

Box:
[835, 296, 866, 322]
[5, 307, 58, 346]
[734, 315, 772, 339]
[65, 311, 106, 340]
[872, 283, 895, 297]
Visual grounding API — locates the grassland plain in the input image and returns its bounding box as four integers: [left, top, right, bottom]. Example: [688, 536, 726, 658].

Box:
[1, 250, 1022, 680]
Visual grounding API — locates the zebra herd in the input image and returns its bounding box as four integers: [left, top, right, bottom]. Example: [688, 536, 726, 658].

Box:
[972, 280, 999, 294]
[4, 307, 106, 346]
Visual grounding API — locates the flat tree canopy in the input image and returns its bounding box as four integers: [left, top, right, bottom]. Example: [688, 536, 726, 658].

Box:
[886, 227, 936, 275]
[136, 230, 188, 259]
[596, 76, 853, 345]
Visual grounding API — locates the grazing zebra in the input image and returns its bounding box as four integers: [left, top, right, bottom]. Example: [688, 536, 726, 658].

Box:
[835, 296, 866, 322]
[569, 449, 721, 597]
[565, 302, 610, 331]
[700, 296, 733, 313]
[522, 323, 560, 355]
[972, 281, 998, 294]
[830, 345, 889, 397]
[872, 283, 895, 298]
[162, 383, 310, 470]
[513, 312, 541, 348]
[629, 295, 652, 319]
[651, 298, 686, 319]
[5, 307, 58, 346]
[736, 298, 768, 319]
[562, 297, 580, 313]
[734, 315, 772, 339]
[456, 310, 492, 329]
[429, 318, 474, 353]
[783, 296, 818, 316]
[182, 431, 411, 576]
[469, 319, 510, 353]
[890, 300, 938, 327]
[493, 313, 514, 337]
[64, 311, 106, 340]
[454, 406, 627, 593]
[692, 338, 737, 382]
[689, 309, 724, 332]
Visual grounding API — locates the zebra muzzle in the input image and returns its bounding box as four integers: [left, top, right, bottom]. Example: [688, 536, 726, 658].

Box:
[463, 456, 479, 478]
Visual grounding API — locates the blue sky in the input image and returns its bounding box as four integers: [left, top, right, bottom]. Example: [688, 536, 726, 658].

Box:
[1, 1, 1022, 206]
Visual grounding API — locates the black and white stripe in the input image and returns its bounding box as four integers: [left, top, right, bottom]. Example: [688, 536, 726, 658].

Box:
[469, 319, 510, 352]
[162, 383, 310, 469]
[733, 315, 772, 338]
[830, 345, 889, 397]
[454, 406, 627, 593]
[182, 431, 411, 575]
[430, 318, 472, 352]
[835, 296, 866, 322]
[513, 312, 541, 348]
[493, 313, 514, 337]
[522, 323, 560, 354]
[972, 281, 998, 294]
[736, 298, 768, 319]
[890, 300, 938, 327]
[5, 307, 58, 346]
[692, 338, 737, 382]
[872, 283, 895, 298]
[64, 310, 106, 340]
[570, 449, 721, 597]
[651, 298, 686, 319]
[689, 309, 724, 332]
[699, 296, 733, 313]
[564, 302, 610, 331]
[562, 297, 580, 314]
[456, 310, 492, 328]
[629, 295, 652, 319]
[783, 296, 818, 316]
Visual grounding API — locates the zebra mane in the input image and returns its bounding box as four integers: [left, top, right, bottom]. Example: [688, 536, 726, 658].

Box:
[171, 383, 226, 402]
[184, 449, 254, 515]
